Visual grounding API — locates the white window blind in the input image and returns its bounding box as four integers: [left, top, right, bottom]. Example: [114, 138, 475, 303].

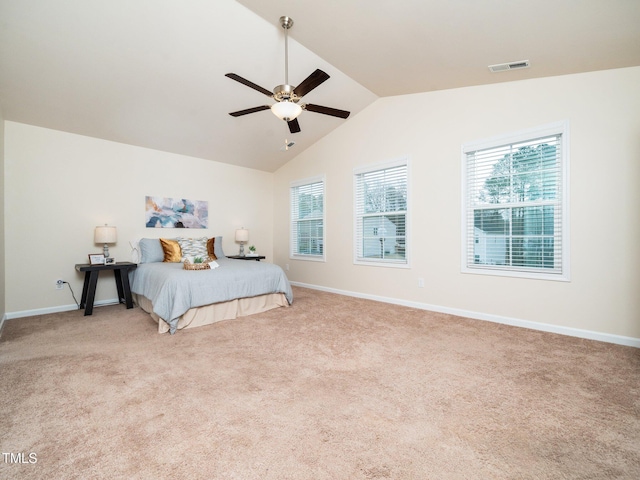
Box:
[354, 159, 408, 266]
[290, 176, 325, 260]
[462, 122, 569, 280]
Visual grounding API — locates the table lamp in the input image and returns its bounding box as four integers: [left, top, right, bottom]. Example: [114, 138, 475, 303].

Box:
[95, 224, 117, 259]
[235, 228, 249, 256]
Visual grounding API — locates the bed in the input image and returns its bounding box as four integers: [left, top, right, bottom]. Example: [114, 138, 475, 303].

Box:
[129, 237, 293, 334]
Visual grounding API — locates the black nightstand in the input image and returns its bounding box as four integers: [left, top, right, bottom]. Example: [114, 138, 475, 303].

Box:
[227, 255, 266, 261]
[75, 262, 137, 316]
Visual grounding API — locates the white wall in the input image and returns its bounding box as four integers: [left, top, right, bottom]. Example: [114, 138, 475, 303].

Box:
[273, 67, 640, 340]
[0, 107, 5, 320]
[4, 122, 273, 314]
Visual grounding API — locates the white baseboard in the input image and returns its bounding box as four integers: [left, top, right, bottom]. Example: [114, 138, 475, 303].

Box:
[4, 298, 121, 321]
[290, 282, 640, 348]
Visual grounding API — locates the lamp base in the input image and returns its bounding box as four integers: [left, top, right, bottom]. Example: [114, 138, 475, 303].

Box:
[103, 244, 110, 259]
[239, 243, 245, 257]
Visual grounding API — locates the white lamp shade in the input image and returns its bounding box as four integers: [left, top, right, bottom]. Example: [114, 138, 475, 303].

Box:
[271, 101, 302, 121]
[235, 228, 249, 242]
[95, 225, 117, 244]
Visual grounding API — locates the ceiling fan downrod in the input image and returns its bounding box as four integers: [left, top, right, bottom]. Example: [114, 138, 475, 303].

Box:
[271, 16, 301, 121]
[280, 16, 293, 87]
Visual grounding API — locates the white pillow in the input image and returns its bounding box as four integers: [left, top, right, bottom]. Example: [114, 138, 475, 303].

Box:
[129, 240, 141, 264]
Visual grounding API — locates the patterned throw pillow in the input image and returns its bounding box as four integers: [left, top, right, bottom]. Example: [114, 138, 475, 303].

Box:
[160, 238, 182, 262]
[177, 237, 209, 260]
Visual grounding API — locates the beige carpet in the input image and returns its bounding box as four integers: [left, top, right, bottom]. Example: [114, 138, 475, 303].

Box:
[1, 286, 639, 479]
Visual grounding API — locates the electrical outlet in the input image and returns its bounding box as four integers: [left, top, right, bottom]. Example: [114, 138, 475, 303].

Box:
[55, 279, 64, 290]
[418, 278, 425, 288]
[285, 264, 289, 271]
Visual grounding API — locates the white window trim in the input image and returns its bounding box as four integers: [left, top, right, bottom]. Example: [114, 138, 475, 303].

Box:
[353, 157, 411, 268]
[290, 174, 326, 262]
[461, 121, 570, 281]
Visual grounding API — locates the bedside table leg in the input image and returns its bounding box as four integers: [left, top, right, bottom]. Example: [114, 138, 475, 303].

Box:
[83, 271, 99, 316]
[114, 270, 125, 304]
[80, 272, 91, 309]
[114, 269, 134, 309]
[123, 271, 134, 309]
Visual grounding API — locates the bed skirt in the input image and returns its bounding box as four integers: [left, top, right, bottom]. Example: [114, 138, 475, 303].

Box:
[133, 293, 289, 334]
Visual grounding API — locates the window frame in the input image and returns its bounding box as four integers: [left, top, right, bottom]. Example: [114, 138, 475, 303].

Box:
[290, 175, 326, 262]
[353, 157, 410, 268]
[461, 121, 570, 281]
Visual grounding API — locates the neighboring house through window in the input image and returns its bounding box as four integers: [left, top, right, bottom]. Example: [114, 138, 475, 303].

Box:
[290, 175, 325, 261]
[354, 158, 409, 267]
[462, 121, 570, 280]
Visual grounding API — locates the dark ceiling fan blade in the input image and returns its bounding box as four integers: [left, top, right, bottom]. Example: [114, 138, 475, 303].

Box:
[293, 69, 330, 98]
[228, 105, 271, 117]
[287, 118, 301, 134]
[225, 73, 273, 97]
[304, 104, 350, 119]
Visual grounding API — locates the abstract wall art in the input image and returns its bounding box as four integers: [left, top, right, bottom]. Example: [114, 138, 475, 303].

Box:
[145, 196, 208, 228]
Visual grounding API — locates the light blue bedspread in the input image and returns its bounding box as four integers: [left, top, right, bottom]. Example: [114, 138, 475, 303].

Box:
[130, 258, 293, 333]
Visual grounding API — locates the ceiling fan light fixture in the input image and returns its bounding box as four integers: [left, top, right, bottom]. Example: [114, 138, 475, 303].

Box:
[271, 101, 302, 121]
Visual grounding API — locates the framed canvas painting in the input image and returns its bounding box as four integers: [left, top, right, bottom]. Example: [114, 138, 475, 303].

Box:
[145, 196, 208, 229]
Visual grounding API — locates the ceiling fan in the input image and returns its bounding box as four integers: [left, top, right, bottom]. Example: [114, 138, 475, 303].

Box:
[225, 16, 350, 134]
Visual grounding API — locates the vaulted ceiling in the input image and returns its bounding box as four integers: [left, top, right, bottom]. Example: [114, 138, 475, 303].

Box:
[1, 0, 638, 172]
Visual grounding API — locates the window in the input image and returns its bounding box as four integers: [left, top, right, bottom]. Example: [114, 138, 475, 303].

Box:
[462, 122, 569, 280]
[354, 158, 409, 266]
[290, 176, 325, 261]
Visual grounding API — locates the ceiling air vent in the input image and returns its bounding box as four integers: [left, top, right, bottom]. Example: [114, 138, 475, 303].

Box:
[488, 60, 530, 73]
